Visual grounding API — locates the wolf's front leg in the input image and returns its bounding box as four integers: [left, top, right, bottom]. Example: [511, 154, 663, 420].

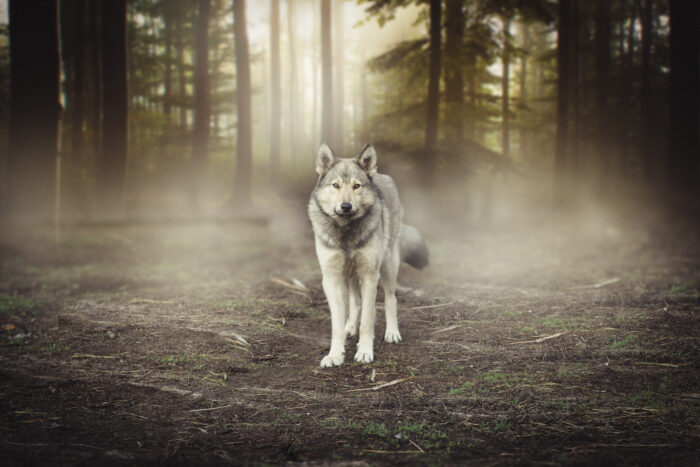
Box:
[344, 278, 360, 337]
[320, 272, 348, 368]
[355, 270, 379, 363]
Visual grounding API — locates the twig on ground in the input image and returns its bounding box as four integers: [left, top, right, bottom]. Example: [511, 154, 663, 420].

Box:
[348, 378, 409, 392]
[510, 332, 567, 345]
[71, 353, 119, 359]
[411, 302, 454, 310]
[569, 278, 620, 290]
[269, 277, 309, 295]
[189, 405, 233, 413]
[434, 324, 463, 333]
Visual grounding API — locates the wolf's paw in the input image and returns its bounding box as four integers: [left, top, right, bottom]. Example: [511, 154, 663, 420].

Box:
[344, 322, 357, 337]
[354, 348, 374, 364]
[384, 329, 402, 343]
[320, 352, 344, 368]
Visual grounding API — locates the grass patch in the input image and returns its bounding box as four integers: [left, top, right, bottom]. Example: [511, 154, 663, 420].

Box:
[448, 381, 475, 396]
[612, 333, 638, 348]
[0, 293, 37, 314]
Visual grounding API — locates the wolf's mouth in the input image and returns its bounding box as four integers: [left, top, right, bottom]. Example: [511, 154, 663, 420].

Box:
[335, 210, 356, 218]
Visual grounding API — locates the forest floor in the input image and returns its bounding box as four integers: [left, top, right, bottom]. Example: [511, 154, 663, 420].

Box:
[0, 202, 698, 465]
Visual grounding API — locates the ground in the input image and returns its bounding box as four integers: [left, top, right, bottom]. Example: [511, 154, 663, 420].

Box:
[0, 204, 698, 465]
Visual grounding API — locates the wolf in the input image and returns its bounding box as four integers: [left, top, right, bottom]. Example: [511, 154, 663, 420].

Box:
[308, 143, 429, 367]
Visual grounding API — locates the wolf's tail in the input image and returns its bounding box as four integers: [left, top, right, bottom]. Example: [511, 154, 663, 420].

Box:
[399, 224, 429, 270]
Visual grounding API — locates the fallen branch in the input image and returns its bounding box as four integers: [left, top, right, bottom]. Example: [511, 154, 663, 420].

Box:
[348, 378, 409, 392]
[510, 332, 567, 345]
[569, 278, 620, 290]
[189, 404, 233, 413]
[434, 324, 463, 334]
[269, 277, 309, 295]
[411, 301, 454, 310]
[71, 353, 118, 359]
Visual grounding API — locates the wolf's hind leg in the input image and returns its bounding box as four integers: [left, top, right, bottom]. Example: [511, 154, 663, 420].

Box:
[345, 278, 360, 337]
[381, 244, 402, 343]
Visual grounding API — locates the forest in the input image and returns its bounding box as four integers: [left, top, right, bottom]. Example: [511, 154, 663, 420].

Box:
[0, 0, 698, 465]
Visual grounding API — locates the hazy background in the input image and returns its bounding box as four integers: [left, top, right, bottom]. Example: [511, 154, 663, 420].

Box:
[0, 0, 696, 229]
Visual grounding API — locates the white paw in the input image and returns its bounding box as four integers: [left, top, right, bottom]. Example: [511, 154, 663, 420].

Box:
[344, 322, 357, 337]
[354, 347, 374, 364]
[384, 329, 402, 343]
[320, 352, 344, 368]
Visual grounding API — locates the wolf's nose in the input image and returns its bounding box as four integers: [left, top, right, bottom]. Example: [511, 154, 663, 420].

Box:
[341, 202, 352, 212]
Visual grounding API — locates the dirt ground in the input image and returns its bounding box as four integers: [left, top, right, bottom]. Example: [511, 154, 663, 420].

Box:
[0, 201, 698, 465]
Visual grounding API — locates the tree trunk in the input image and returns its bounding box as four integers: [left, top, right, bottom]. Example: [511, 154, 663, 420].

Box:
[667, 0, 700, 204]
[501, 16, 511, 158]
[444, 0, 465, 151]
[424, 0, 442, 185]
[233, 0, 253, 206]
[320, 0, 333, 146]
[192, 0, 211, 210]
[519, 22, 529, 159]
[594, 0, 611, 181]
[570, 0, 580, 176]
[555, 0, 570, 177]
[269, 0, 281, 183]
[163, 1, 174, 124]
[287, 0, 300, 164]
[99, 0, 127, 219]
[640, 0, 653, 182]
[89, 0, 102, 185]
[7, 0, 61, 225]
[176, 6, 187, 129]
[333, 0, 344, 152]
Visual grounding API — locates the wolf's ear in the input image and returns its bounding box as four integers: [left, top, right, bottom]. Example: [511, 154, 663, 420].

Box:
[354, 144, 377, 177]
[315, 143, 336, 175]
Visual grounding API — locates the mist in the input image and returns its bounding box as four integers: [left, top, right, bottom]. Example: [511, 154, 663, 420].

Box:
[0, 1, 698, 465]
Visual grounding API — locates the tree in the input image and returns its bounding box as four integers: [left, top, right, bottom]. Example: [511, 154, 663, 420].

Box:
[333, 0, 344, 152]
[501, 15, 511, 158]
[233, 0, 253, 206]
[667, 0, 699, 204]
[639, 0, 653, 182]
[7, 0, 61, 224]
[99, 0, 128, 218]
[444, 0, 466, 150]
[424, 0, 442, 185]
[593, 0, 611, 184]
[270, 0, 281, 182]
[321, 0, 333, 146]
[554, 0, 570, 178]
[192, 0, 211, 210]
[287, 0, 301, 163]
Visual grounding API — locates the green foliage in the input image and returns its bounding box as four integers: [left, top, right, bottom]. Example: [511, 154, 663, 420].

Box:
[0, 294, 36, 315]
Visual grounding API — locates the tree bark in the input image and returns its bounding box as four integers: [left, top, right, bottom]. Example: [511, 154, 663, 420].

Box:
[594, 0, 611, 180]
[287, 0, 300, 163]
[100, 0, 128, 219]
[192, 0, 211, 210]
[270, 0, 281, 183]
[321, 0, 333, 146]
[640, 0, 653, 182]
[519, 21, 529, 159]
[333, 0, 344, 152]
[424, 0, 442, 185]
[233, 0, 253, 206]
[501, 16, 511, 158]
[555, 0, 570, 177]
[444, 0, 465, 151]
[7, 0, 61, 224]
[667, 0, 700, 203]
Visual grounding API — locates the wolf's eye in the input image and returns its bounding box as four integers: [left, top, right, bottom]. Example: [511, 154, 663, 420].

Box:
[332, 183, 340, 189]
[353, 184, 361, 190]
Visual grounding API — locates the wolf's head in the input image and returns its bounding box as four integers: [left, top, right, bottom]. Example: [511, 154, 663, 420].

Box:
[313, 143, 378, 225]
